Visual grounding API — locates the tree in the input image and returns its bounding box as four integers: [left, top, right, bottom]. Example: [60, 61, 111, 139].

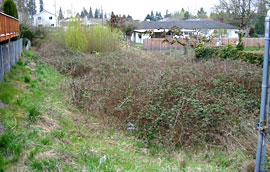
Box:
[164, 9, 171, 18]
[2, 0, 18, 18]
[80, 7, 88, 18]
[150, 10, 154, 18]
[27, 0, 36, 18]
[100, 11, 103, 19]
[109, 11, 117, 27]
[109, 11, 137, 36]
[253, 0, 268, 35]
[94, 8, 99, 18]
[155, 11, 163, 20]
[58, 7, 64, 20]
[173, 8, 185, 19]
[39, 0, 43, 12]
[88, 7, 93, 18]
[144, 14, 152, 21]
[104, 13, 107, 19]
[197, 7, 208, 19]
[14, 0, 28, 15]
[184, 11, 190, 20]
[213, 0, 257, 29]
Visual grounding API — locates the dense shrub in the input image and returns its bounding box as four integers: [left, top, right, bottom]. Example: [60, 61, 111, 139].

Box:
[195, 44, 264, 66]
[20, 24, 35, 42]
[65, 18, 121, 53]
[194, 43, 217, 59]
[216, 44, 239, 60]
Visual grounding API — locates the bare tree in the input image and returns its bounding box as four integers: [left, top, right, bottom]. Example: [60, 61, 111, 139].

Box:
[213, 0, 257, 29]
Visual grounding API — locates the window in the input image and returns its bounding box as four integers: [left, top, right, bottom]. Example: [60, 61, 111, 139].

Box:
[49, 16, 53, 20]
[38, 24, 42, 27]
[38, 17, 41, 20]
[51, 24, 54, 26]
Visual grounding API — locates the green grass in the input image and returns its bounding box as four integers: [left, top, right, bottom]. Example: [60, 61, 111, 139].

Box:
[0, 50, 254, 171]
[244, 46, 264, 51]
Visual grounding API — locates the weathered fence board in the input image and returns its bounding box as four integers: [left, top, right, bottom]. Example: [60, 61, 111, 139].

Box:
[2, 44, 10, 73]
[143, 38, 265, 50]
[0, 39, 23, 82]
[0, 46, 3, 81]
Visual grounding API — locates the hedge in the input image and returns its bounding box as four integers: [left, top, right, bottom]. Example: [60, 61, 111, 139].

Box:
[195, 44, 264, 66]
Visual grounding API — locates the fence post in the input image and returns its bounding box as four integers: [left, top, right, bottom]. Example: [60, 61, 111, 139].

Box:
[15, 39, 18, 63]
[20, 39, 23, 55]
[0, 45, 3, 82]
[255, 9, 270, 172]
[10, 41, 15, 67]
[3, 43, 10, 74]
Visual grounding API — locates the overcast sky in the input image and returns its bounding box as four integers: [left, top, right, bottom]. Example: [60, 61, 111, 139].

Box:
[43, 0, 220, 20]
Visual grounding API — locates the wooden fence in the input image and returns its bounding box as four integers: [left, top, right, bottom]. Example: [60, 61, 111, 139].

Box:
[143, 38, 265, 50]
[0, 12, 20, 42]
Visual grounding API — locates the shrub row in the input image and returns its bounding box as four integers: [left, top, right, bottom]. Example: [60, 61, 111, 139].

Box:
[195, 44, 264, 66]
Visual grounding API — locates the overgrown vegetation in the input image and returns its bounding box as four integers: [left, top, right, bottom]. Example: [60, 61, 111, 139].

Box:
[38, 39, 261, 158]
[64, 19, 121, 53]
[0, 50, 254, 171]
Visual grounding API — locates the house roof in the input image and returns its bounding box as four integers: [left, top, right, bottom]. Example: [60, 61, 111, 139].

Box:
[33, 10, 56, 17]
[137, 19, 239, 30]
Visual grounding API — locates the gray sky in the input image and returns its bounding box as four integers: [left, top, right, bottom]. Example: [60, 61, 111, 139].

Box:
[43, 0, 220, 20]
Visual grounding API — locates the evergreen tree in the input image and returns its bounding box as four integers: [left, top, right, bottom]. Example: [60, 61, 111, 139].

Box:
[58, 7, 64, 20]
[254, 0, 268, 35]
[104, 13, 107, 19]
[197, 7, 207, 19]
[75, 12, 80, 18]
[80, 7, 88, 18]
[2, 0, 18, 18]
[110, 11, 117, 27]
[100, 11, 103, 19]
[164, 9, 171, 18]
[94, 8, 99, 18]
[150, 10, 154, 18]
[88, 7, 93, 18]
[27, 0, 36, 18]
[145, 14, 152, 21]
[184, 11, 190, 20]
[39, 0, 43, 12]
[127, 14, 132, 20]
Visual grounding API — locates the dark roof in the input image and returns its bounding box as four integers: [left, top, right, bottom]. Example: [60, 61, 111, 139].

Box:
[137, 19, 239, 30]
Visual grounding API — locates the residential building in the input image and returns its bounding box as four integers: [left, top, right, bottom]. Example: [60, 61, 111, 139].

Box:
[33, 10, 57, 27]
[131, 19, 239, 44]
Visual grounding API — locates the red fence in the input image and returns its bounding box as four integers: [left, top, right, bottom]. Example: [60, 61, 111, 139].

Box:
[0, 12, 20, 42]
[143, 38, 265, 50]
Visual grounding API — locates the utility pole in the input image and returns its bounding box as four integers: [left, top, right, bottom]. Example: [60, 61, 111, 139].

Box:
[101, 5, 103, 25]
[54, 0, 57, 26]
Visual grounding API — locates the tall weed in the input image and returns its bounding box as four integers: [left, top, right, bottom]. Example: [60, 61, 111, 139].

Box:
[65, 18, 120, 53]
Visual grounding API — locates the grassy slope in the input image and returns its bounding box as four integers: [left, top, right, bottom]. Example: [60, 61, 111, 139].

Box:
[0, 50, 254, 172]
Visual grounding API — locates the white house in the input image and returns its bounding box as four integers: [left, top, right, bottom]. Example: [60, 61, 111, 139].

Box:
[131, 19, 239, 44]
[33, 10, 57, 27]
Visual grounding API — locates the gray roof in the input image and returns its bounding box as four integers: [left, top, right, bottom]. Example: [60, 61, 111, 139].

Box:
[137, 19, 239, 30]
